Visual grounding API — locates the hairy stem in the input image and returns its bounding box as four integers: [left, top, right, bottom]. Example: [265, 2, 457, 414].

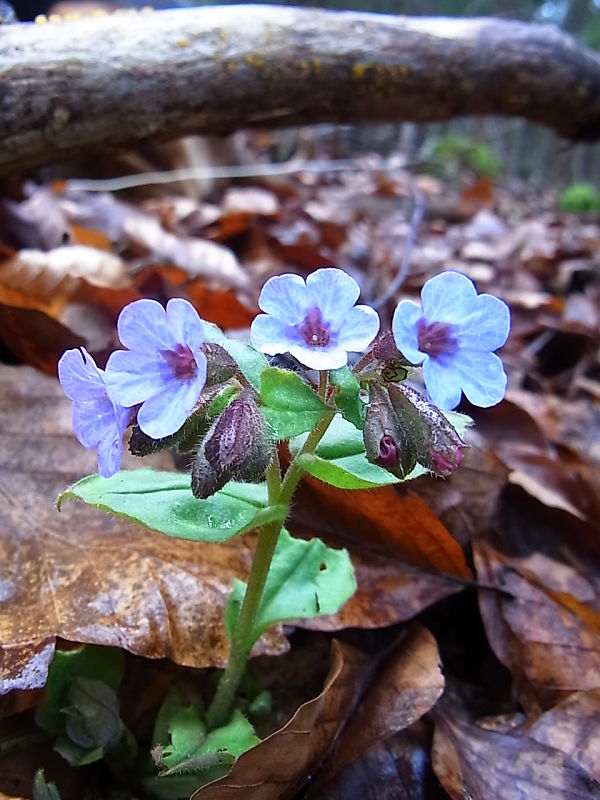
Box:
[206, 374, 336, 729]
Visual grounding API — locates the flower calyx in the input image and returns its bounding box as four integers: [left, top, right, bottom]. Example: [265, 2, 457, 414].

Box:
[191, 390, 272, 499]
[364, 382, 465, 479]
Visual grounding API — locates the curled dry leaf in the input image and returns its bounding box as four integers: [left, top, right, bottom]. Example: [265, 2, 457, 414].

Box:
[313, 624, 444, 790]
[0, 365, 287, 696]
[432, 707, 600, 799]
[191, 640, 367, 800]
[0, 245, 131, 299]
[311, 723, 447, 800]
[527, 689, 600, 781]
[123, 214, 248, 288]
[475, 538, 600, 703]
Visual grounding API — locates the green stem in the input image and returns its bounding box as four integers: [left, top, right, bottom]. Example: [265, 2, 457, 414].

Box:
[206, 373, 336, 729]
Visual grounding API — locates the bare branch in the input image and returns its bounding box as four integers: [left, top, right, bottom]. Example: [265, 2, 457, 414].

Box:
[1, 6, 600, 175]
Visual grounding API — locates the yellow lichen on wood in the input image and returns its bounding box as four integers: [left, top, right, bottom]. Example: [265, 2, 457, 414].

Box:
[177, 38, 190, 48]
[312, 59, 321, 74]
[246, 52, 265, 69]
[352, 62, 372, 80]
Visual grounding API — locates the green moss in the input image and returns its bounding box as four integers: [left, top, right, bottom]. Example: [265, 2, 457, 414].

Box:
[428, 134, 502, 180]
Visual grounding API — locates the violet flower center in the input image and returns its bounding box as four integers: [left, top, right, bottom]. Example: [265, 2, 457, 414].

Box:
[161, 343, 198, 381]
[298, 307, 331, 348]
[417, 319, 458, 360]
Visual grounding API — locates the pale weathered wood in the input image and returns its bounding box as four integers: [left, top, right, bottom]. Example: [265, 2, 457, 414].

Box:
[1, 6, 600, 174]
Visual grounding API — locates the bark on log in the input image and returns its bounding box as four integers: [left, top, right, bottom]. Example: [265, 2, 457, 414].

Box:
[1, 5, 600, 175]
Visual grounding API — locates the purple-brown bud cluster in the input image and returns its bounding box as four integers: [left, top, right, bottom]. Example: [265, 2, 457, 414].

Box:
[363, 382, 465, 479]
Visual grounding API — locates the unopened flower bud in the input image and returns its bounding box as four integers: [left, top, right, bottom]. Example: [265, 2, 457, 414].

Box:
[202, 342, 240, 386]
[387, 383, 465, 477]
[191, 391, 271, 499]
[363, 383, 417, 478]
[364, 382, 465, 479]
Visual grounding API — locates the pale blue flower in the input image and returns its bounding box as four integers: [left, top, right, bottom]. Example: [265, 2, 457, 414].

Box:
[105, 298, 207, 439]
[250, 268, 380, 370]
[58, 348, 130, 477]
[392, 271, 510, 409]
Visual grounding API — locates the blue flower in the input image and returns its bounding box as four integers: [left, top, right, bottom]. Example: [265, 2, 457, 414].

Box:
[58, 348, 130, 477]
[105, 298, 207, 439]
[250, 268, 380, 370]
[392, 271, 510, 409]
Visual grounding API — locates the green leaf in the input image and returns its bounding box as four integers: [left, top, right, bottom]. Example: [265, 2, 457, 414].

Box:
[58, 469, 287, 543]
[33, 769, 62, 800]
[260, 367, 328, 439]
[54, 737, 103, 766]
[203, 323, 267, 393]
[36, 645, 124, 735]
[290, 416, 427, 489]
[162, 706, 207, 769]
[330, 366, 364, 429]
[200, 709, 258, 759]
[63, 678, 122, 750]
[226, 529, 356, 649]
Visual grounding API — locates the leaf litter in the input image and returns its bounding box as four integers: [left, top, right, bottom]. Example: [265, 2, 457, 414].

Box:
[0, 130, 600, 798]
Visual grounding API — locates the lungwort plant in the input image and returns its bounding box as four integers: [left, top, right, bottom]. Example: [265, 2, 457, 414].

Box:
[56, 267, 510, 792]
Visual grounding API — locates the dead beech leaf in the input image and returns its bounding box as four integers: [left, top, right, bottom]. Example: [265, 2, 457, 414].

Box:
[192, 640, 367, 800]
[0, 365, 287, 695]
[527, 690, 600, 781]
[297, 478, 472, 579]
[123, 214, 248, 288]
[310, 723, 445, 800]
[432, 708, 600, 799]
[475, 539, 600, 699]
[314, 625, 444, 787]
[0, 245, 131, 298]
[0, 305, 83, 376]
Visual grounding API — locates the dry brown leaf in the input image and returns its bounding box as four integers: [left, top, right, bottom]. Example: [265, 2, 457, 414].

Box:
[0, 305, 83, 376]
[0, 365, 287, 696]
[432, 707, 600, 799]
[314, 624, 444, 788]
[297, 477, 472, 579]
[309, 722, 445, 800]
[0, 245, 131, 299]
[123, 214, 248, 288]
[475, 539, 600, 702]
[192, 640, 366, 800]
[527, 690, 600, 781]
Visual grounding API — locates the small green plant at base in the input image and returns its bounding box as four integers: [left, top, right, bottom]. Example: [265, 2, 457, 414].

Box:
[559, 182, 600, 214]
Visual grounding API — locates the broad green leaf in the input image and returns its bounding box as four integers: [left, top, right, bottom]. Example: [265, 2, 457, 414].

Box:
[290, 416, 426, 489]
[54, 737, 103, 766]
[330, 366, 365, 429]
[200, 710, 258, 759]
[203, 323, 267, 393]
[58, 470, 287, 543]
[225, 529, 356, 649]
[162, 706, 207, 768]
[36, 645, 124, 734]
[260, 367, 327, 439]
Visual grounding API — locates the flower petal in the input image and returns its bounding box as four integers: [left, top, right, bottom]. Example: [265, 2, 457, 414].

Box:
[456, 293, 511, 352]
[306, 268, 360, 324]
[58, 348, 105, 402]
[392, 300, 426, 364]
[258, 273, 309, 325]
[422, 358, 463, 410]
[72, 397, 115, 448]
[96, 431, 124, 478]
[288, 344, 348, 370]
[421, 271, 478, 325]
[453, 351, 507, 407]
[250, 313, 301, 355]
[105, 350, 172, 407]
[337, 304, 380, 351]
[116, 298, 178, 353]
[165, 298, 205, 352]
[137, 374, 205, 438]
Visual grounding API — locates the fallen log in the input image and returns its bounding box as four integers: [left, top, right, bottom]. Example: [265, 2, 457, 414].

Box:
[1, 5, 600, 174]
